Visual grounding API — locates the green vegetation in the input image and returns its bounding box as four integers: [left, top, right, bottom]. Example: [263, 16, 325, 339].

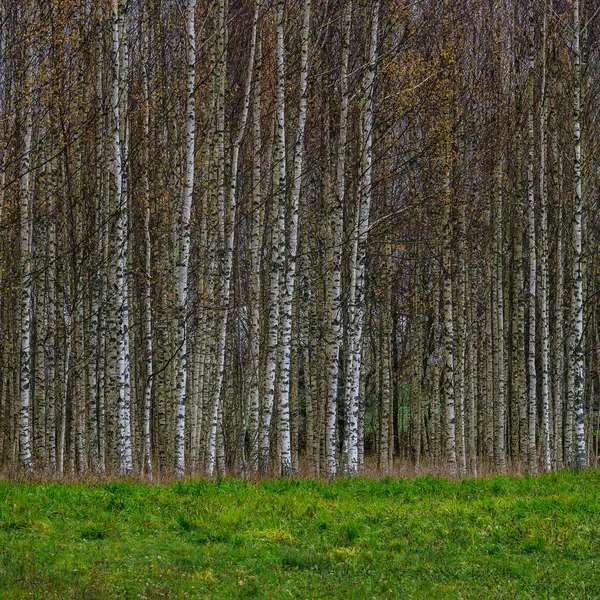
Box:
[1, 471, 599, 599]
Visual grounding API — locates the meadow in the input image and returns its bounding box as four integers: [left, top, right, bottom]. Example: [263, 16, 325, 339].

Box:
[1, 471, 599, 599]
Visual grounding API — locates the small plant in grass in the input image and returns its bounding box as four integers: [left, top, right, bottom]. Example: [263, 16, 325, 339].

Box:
[80, 524, 107, 540]
[337, 522, 362, 545]
[176, 515, 195, 532]
[281, 549, 328, 571]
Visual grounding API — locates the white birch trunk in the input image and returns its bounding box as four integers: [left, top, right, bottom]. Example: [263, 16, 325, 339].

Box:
[467, 271, 478, 476]
[18, 3, 34, 472]
[431, 263, 441, 465]
[571, 0, 586, 470]
[343, 0, 380, 478]
[442, 175, 456, 475]
[59, 296, 70, 477]
[457, 201, 468, 476]
[90, 90, 101, 470]
[277, 0, 311, 477]
[325, 1, 352, 478]
[173, 0, 196, 477]
[526, 7, 537, 474]
[495, 167, 506, 473]
[248, 13, 263, 473]
[539, 9, 551, 472]
[552, 137, 564, 470]
[379, 297, 392, 475]
[260, 0, 287, 474]
[46, 155, 57, 472]
[111, 0, 132, 475]
[142, 12, 153, 479]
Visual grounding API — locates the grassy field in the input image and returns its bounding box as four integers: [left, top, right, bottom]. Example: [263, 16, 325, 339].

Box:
[0, 472, 599, 599]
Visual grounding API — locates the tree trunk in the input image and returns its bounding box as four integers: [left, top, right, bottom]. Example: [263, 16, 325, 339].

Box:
[18, 2, 35, 472]
[570, 0, 587, 470]
[343, 0, 380, 477]
[277, 0, 311, 477]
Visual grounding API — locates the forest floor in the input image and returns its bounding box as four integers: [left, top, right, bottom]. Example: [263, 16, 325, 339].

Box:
[0, 471, 599, 599]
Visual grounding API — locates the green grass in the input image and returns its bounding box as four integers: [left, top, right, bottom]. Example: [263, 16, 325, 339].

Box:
[1, 472, 599, 599]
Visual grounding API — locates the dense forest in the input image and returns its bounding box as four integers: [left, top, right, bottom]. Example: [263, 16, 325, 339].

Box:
[1, 0, 599, 480]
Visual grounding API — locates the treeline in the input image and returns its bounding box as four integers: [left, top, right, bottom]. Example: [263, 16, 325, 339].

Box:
[0, 0, 599, 479]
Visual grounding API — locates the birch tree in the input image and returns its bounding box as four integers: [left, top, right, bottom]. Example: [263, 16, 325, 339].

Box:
[277, 0, 311, 477]
[18, 1, 34, 472]
[570, 0, 586, 470]
[342, 0, 380, 478]
[261, 0, 287, 474]
[526, 0, 537, 475]
[172, 0, 196, 477]
[325, 1, 352, 477]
